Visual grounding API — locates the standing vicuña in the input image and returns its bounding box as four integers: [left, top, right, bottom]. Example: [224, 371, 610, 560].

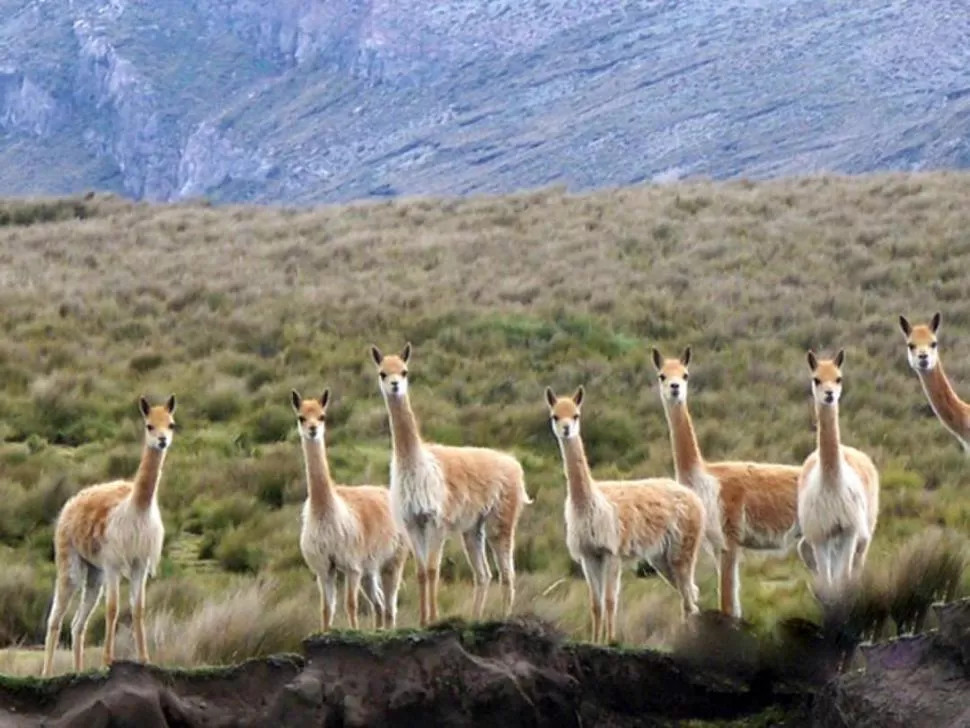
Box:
[545, 386, 703, 643]
[41, 395, 176, 677]
[898, 312, 970, 454]
[798, 350, 880, 590]
[370, 342, 532, 626]
[291, 389, 409, 631]
[652, 347, 803, 618]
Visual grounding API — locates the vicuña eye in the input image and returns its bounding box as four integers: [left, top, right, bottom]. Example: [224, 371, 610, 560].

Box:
[683, 373, 689, 380]
[298, 416, 306, 423]
[146, 424, 155, 432]
[835, 377, 842, 384]
[812, 377, 821, 386]
[658, 374, 667, 381]
[551, 415, 559, 422]
[907, 343, 916, 350]
[379, 372, 387, 379]
[931, 342, 938, 348]
[401, 370, 408, 377]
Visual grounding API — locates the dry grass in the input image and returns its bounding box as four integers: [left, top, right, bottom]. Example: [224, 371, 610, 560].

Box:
[813, 527, 970, 643]
[2, 172, 970, 669]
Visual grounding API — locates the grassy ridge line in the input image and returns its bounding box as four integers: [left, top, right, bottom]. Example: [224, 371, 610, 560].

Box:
[0, 173, 969, 656]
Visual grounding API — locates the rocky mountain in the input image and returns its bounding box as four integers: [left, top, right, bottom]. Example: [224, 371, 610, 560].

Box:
[2, 0, 969, 204]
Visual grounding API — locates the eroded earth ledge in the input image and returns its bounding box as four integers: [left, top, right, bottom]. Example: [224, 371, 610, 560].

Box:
[2, 601, 968, 727]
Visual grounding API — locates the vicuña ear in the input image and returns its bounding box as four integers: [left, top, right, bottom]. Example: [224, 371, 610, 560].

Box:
[165, 394, 176, 414]
[370, 345, 383, 366]
[806, 350, 818, 371]
[401, 342, 412, 363]
[898, 315, 912, 337]
[573, 385, 585, 407]
[834, 349, 845, 368]
[320, 389, 331, 409]
[651, 348, 663, 371]
[681, 346, 692, 366]
[138, 396, 151, 418]
[290, 389, 302, 412]
[931, 311, 942, 334]
[544, 387, 557, 409]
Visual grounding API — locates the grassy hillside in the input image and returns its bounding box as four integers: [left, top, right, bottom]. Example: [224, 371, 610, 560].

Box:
[1, 173, 970, 672]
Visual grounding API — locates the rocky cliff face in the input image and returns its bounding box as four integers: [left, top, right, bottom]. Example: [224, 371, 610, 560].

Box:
[1, 0, 969, 204]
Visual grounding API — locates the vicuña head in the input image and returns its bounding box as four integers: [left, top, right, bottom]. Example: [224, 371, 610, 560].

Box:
[290, 388, 330, 442]
[140, 394, 176, 451]
[807, 349, 844, 407]
[545, 385, 584, 440]
[371, 342, 411, 398]
[898, 312, 941, 373]
[651, 346, 691, 404]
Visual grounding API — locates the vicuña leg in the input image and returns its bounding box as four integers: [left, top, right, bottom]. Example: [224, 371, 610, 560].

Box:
[581, 554, 606, 644]
[461, 520, 492, 619]
[406, 520, 433, 627]
[71, 565, 104, 672]
[426, 533, 447, 625]
[672, 555, 700, 620]
[719, 547, 742, 618]
[344, 569, 362, 630]
[603, 555, 622, 644]
[415, 560, 429, 627]
[381, 548, 407, 629]
[101, 574, 120, 668]
[360, 571, 386, 630]
[129, 564, 149, 663]
[318, 568, 338, 631]
[797, 538, 817, 574]
[813, 540, 834, 589]
[493, 530, 517, 618]
[831, 533, 857, 588]
[42, 564, 79, 677]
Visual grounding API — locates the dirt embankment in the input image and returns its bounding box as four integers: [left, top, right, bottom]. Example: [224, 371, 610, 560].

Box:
[2, 601, 968, 727]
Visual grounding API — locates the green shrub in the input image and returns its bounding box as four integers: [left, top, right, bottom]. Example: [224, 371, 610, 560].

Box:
[216, 528, 265, 574]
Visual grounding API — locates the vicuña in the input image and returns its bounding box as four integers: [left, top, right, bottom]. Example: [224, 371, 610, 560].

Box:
[291, 389, 409, 631]
[652, 347, 804, 618]
[371, 342, 533, 626]
[899, 312, 970, 453]
[41, 395, 176, 677]
[797, 350, 880, 590]
[545, 385, 704, 643]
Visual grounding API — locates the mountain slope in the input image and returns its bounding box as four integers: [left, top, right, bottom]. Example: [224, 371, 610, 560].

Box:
[2, 0, 970, 204]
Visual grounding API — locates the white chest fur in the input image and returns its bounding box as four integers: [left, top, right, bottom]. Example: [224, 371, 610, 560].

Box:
[101, 499, 165, 579]
[390, 449, 446, 528]
[299, 497, 359, 571]
[564, 492, 618, 561]
[798, 462, 869, 543]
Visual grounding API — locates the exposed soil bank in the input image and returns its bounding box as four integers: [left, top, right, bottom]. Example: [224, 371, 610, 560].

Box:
[1, 602, 967, 727]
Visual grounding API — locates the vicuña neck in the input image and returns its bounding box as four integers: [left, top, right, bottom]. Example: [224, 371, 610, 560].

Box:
[132, 445, 166, 510]
[558, 436, 596, 509]
[301, 437, 336, 517]
[386, 394, 424, 462]
[919, 363, 969, 435]
[663, 400, 706, 478]
[815, 404, 842, 482]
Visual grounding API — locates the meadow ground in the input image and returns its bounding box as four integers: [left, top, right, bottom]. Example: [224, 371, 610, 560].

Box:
[1, 173, 970, 674]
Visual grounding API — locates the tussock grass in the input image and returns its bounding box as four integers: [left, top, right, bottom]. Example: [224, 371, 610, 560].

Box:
[149, 578, 315, 666]
[1, 174, 970, 667]
[813, 527, 970, 647]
